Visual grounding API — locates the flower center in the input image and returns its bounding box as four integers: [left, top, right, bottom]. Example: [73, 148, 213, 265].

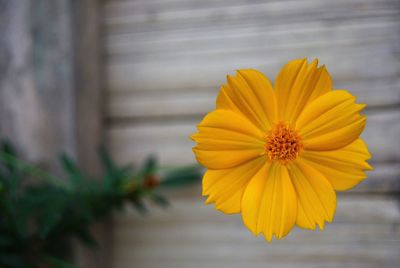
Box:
[265, 122, 303, 164]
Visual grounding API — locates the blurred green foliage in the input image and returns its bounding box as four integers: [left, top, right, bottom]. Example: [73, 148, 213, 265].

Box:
[0, 141, 202, 268]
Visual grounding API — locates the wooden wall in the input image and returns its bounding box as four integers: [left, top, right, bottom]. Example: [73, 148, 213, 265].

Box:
[0, 1, 107, 267]
[0, 0, 77, 171]
[102, 0, 400, 267]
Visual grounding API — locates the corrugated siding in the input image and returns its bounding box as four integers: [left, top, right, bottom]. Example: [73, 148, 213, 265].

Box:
[102, 0, 400, 267]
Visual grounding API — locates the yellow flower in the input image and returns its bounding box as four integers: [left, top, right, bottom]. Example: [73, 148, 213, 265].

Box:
[191, 59, 372, 241]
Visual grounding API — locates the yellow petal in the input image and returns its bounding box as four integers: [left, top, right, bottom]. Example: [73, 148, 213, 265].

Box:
[216, 70, 278, 131]
[296, 90, 366, 151]
[241, 162, 297, 241]
[288, 159, 336, 230]
[275, 58, 332, 123]
[301, 138, 372, 191]
[192, 109, 265, 169]
[203, 156, 266, 214]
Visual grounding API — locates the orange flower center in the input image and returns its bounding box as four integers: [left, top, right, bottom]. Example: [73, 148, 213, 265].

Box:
[265, 122, 303, 164]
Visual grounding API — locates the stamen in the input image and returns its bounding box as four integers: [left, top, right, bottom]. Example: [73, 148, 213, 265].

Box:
[265, 122, 303, 164]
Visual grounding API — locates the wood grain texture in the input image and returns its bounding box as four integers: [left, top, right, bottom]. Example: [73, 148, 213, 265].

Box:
[105, 18, 398, 57]
[73, 0, 105, 175]
[71, 1, 110, 268]
[0, 0, 76, 172]
[111, 194, 400, 268]
[106, 81, 400, 119]
[105, 42, 400, 92]
[102, 1, 400, 267]
[0, 1, 107, 267]
[103, 0, 400, 185]
[104, 0, 400, 34]
[104, 0, 400, 94]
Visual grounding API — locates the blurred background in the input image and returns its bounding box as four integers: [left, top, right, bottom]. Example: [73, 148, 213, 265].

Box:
[1, 0, 400, 268]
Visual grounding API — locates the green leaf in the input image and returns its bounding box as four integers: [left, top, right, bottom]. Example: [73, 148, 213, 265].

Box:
[143, 155, 157, 176]
[38, 197, 66, 238]
[59, 154, 84, 185]
[130, 198, 148, 215]
[75, 227, 98, 248]
[0, 139, 202, 268]
[1, 140, 17, 156]
[98, 144, 115, 173]
[150, 193, 169, 209]
[98, 145, 135, 191]
[0, 141, 19, 172]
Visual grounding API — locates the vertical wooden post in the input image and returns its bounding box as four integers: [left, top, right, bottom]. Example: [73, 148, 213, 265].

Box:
[0, 0, 77, 171]
[71, 1, 112, 268]
[72, 0, 105, 175]
[0, 0, 109, 267]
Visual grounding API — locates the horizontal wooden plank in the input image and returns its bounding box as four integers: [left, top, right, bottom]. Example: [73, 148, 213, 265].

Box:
[105, 0, 399, 19]
[113, 241, 400, 261]
[107, 89, 216, 119]
[362, 110, 400, 163]
[114, 225, 400, 249]
[105, 45, 400, 92]
[115, 194, 400, 224]
[113, 260, 398, 268]
[353, 163, 400, 193]
[105, 18, 398, 57]
[106, 79, 400, 119]
[111, 194, 400, 268]
[106, 31, 399, 64]
[104, 0, 400, 36]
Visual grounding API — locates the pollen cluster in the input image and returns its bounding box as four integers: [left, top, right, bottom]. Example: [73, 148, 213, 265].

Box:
[265, 122, 303, 164]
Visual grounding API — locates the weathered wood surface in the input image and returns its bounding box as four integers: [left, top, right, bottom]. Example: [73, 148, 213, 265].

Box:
[111, 193, 400, 268]
[104, 0, 400, 93]
[103, 0, 400, 191]
[0, 0, 76, 171]
[102, 0, 400, 268]
[107, 80, 400, 119]
[104, 0, 400, 35]
[0, 1, 107, 267]
[71, 1, 110, 268]
[106, 29, 400, 93]
[72, 0, 105, 175]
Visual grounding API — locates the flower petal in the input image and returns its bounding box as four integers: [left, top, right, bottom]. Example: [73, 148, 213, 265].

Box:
[301, 138, 372, 191]
[275, 59, 332, 124]
[296, 90, 366, 151]
[216, 70, 278, 131]
[288, 159, 336, 230]
[192, 109, 265, 169]
[203, 156, 266, 214]
[241, 162, 297, 241]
